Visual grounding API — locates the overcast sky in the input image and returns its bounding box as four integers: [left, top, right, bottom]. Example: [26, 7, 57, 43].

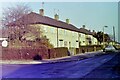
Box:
[0, 1, 119, 42]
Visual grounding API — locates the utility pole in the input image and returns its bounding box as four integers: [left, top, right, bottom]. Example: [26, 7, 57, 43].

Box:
[103, 27, 105, 48]
[103, 26, 108, 48]
[113, 26, 115, 43]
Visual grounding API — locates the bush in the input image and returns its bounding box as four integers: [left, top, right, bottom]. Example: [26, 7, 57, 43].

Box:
[33, 54, 42, 60]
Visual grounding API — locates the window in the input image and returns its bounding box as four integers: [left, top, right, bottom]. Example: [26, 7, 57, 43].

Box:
[76, 40, 78, 42]
[44, 27, 47, 32]
[64, 30, 67, 35]
[51, 28, 54, 33]
[64, 41, 67, 47]
[59, 39, 63, 47]
[89, 41, 92, 45]
[58, 29, 62, 35]
[61, 29, 64, 35]
[59, 39, 63, 41]
[72, 32, 74, 36]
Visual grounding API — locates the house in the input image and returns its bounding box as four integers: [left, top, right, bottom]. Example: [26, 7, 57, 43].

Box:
[0, 29, 8, 47]
[8, 9, 98, 55]
[79, 26, 98, 46]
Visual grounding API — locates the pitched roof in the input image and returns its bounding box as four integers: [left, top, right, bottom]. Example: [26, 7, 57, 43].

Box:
[9, 12, 93, 35]
[10, 12, 79, 32]
[79, 28, 93, 35]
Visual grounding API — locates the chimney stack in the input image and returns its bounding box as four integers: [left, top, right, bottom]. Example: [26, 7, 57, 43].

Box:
[66, 19, 70, 24]
[82, 25, 85, 29]
[39, 9, 44, 16]
[54, 14, 59, 20]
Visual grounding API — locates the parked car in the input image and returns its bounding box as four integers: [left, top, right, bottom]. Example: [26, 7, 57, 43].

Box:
[103, 45, 116, 53]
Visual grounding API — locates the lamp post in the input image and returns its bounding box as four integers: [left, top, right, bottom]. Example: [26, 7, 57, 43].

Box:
[103, 26, 108, 48]
[113, 26, 115, 45]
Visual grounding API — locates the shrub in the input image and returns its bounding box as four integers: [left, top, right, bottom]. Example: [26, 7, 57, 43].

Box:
[33, 54, 42, 60]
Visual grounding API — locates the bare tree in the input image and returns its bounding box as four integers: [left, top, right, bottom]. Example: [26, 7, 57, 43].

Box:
[1, 4, 32, 41]
[2, 4, 31, 26]
[2, 4, 53, 48]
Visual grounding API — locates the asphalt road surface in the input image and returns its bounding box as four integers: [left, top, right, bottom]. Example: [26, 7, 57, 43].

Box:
[83, 52, 120, 78]
[1, 52, 120, 78]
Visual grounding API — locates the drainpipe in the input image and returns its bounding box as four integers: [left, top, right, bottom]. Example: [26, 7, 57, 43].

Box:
[57, 28, 58, 47]
[78, 33, 80, 53]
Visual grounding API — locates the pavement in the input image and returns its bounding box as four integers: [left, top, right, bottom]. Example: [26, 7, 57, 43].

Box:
[0, 60, 43, 64]
[0, 50, 103, 64]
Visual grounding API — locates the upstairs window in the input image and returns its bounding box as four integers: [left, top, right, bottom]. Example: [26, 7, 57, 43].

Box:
[64, 30, 67, 35]
[43, 27, 47, 32]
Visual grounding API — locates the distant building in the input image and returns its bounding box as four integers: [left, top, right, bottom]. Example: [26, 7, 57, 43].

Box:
[7, 9, 98, 54]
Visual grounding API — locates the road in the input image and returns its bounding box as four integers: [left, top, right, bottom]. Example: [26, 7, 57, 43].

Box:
[1, 52, 120, 78]
[83, 52, 120, 78]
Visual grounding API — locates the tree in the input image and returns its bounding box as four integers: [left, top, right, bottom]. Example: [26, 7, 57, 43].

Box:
[2, 4, 32, 41]
[93, 31, 111, 44]
[2, 4, 31, 26]
[2, 4, 42, 42]
[2, 4, 53, 48]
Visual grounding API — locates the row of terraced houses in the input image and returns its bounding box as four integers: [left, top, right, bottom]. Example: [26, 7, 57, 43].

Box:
[4, 9, 98, 55]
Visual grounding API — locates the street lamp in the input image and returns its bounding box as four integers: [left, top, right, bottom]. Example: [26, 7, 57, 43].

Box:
[103, 26, 108, 48]
[113, 26, 115, 45]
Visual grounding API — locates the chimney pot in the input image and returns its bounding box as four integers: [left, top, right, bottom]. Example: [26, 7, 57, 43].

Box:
[54, 14, 59, 20]
[66, 19, 70, 24]
[83, 25, 85, 28]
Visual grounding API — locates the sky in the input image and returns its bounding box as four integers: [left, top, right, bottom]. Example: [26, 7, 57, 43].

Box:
[0, 1, 119, 42]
